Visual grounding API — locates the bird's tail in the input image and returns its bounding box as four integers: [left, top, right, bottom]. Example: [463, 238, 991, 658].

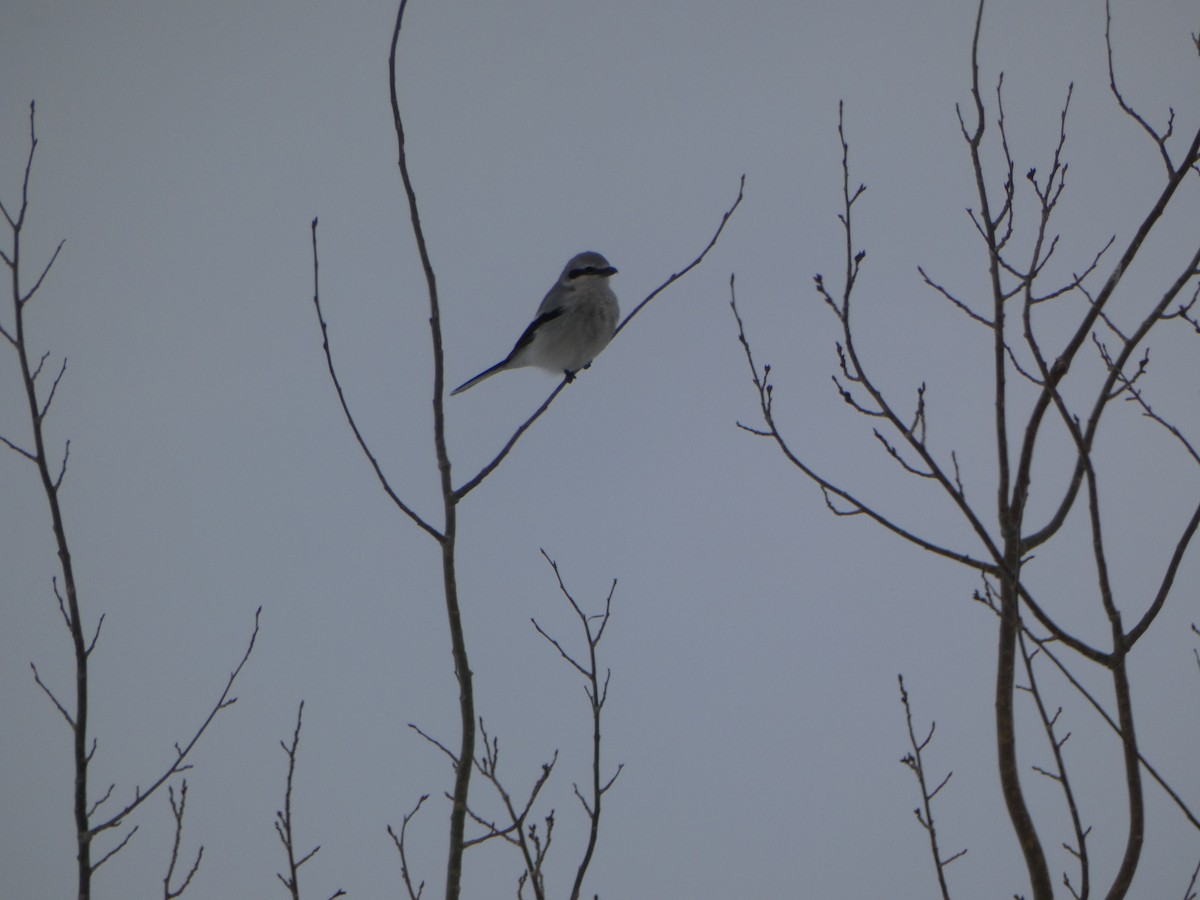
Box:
[450, 359, 509, 395]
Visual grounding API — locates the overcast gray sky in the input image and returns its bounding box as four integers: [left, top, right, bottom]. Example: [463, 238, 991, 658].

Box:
[3, 1, 1199, 897]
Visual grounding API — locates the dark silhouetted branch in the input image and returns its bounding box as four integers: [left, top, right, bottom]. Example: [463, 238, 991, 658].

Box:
[163, 781, 203, 899]
[388, 794, 430, 900]
[275, 702, 346, 900]
[898, 675, 965, 900]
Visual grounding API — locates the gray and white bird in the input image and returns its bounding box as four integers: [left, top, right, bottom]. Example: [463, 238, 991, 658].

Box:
[451, 251, 619, 395]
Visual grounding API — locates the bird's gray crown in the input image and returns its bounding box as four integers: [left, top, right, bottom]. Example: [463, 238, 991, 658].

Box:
[562, 251, 617, 281]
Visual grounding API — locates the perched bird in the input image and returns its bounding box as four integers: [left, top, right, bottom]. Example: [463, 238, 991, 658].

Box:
[451, 251, 619, 395]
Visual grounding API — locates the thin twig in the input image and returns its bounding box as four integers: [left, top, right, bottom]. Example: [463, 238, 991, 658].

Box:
[730, 283, 997, 574]
[388, 794, 430, 900]
[275, 702, 344, 899]
[535, 551, 622, 900]
[163, 781, 203, 899]
[309, 219, 442, 541]
[898, 675, 964, 900]
[90, 607, 262, 836]
[1017, 634, 1089, 898]
[612, 175, 745, 339]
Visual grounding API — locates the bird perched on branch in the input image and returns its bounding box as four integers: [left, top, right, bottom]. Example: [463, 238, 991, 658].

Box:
[451, 251, 619, 395]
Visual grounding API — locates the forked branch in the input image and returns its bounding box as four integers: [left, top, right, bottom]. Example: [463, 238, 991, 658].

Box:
[275, 702, 346, 900]
[898, 675, 965, 900]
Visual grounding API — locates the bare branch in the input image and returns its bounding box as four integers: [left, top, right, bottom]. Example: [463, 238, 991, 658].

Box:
[731, 287, 998, 573]
[30, 661, 74, 726]
[897, 675, 964, 900]
[874, 428, 935, 478]
[163, 781, 203, 899]
[53, 438, 70, 490]
[453, 380, 567, 501]
[612, 175, 745, 340]
[39, 357, 67, 420]
[534, 551, 620, 900]
[91, 607, 262, 834]
[309, 219, 442, 542]
[1182, 856, 1200, 900]
[1125, 498, 1200, 647]
[468, 717, 557, 900]
[0, 102, 38, 231]
[0, 431, 35, 459]
[408, 723, 460, 767]
[531, 617, 589, 679]
[918, 265, 994, 326]
[1115, 367, 1200, 466]
[1017, 632, 1089, 896]
[88, 782, 115, 819]
[387, 794, 430, 900]
[274, 702, 343, 899]
[1105, 0, 1177, 174]
[1020, 167, 1200, 555]
[84, 612, 105, 657]
[51, 576, 71, 630]
[1018, 625, 1200, 831]
[19, 238, 65, 307]
[91, 825, 139, 874]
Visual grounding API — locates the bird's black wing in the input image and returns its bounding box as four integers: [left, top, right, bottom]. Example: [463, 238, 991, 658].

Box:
[450, 307, 568, 395]
[507, 306, 565, 358]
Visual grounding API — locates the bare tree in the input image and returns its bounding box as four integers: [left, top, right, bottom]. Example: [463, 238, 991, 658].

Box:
[1, 101, 260, 900]
[732, 2, 1200, 897]
[308, 2, 742, 898]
